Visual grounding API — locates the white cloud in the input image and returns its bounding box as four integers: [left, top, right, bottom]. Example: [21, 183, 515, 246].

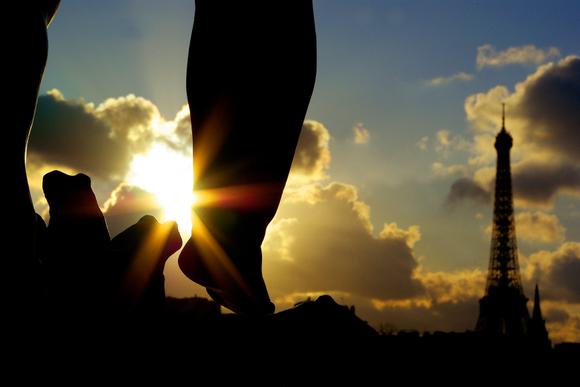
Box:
[427, 72, 474, 86]
[477, 44, 560, 69]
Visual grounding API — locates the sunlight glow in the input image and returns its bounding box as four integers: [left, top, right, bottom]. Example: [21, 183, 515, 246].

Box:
[127, 144, 196, 236]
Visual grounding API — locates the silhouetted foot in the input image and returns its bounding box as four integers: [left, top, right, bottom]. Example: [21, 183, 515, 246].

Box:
[178, 237, 275, 315]
[43, 170, 110, 246]
[111, 215, 182, 268]
[42, 170, 111, 317]
[111, 215, 182, 314]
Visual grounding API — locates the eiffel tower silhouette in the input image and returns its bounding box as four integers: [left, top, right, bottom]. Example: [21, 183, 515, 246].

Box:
[476, 105, 537, 337]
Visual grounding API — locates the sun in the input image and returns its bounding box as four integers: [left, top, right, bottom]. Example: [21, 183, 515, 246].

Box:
[127, 144, 196, 236]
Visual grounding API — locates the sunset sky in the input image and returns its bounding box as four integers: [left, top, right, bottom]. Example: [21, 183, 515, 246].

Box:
[30, 0, 580, 342]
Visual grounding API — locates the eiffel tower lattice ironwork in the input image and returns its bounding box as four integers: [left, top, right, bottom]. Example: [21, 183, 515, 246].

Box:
[476, 104, 530, 336]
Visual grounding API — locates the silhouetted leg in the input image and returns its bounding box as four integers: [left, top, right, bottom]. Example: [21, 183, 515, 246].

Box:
[179, 0, 316, 314]
[4, 2, 60, 321]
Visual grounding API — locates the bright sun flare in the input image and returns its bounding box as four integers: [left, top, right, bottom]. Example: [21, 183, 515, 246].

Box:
[127, 144, 196, 236]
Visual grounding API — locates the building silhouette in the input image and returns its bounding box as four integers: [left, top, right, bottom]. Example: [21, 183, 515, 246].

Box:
[475, 105, 550, 348]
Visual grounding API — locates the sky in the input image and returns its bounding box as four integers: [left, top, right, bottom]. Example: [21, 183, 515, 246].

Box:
[30, 0, 580, 342]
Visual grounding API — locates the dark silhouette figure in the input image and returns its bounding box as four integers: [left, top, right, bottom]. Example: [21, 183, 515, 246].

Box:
[5, 1, 60, 321]
[179, 0, 317, 314]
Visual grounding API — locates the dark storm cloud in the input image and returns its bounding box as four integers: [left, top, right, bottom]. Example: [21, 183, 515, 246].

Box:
[512, 161, 580, 206]
[520, 56, 580, 162]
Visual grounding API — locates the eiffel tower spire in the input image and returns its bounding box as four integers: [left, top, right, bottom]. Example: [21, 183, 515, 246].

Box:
[476, 105, 530, 336]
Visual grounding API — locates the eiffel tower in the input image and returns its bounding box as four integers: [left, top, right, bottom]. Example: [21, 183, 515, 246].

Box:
[475, 105, 531, 336]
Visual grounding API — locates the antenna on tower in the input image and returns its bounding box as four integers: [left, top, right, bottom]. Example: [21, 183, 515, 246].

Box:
[502, 103, 506, 129]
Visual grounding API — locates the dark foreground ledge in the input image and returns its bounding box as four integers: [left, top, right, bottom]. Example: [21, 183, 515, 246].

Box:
[2, 295, 578, 382]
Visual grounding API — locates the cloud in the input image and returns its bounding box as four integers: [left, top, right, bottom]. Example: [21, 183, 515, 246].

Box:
[445, 177, 491, 206]
[102, 183, 163, 237]
[465, 56, 580, 163]
[379, 223, 421, 248]
[366, 268, 485, 332]
[450, 56, 580, 208]
[547, 314, 580, 344]
[29, 90, 191, 181]
[264, 123, 501, 334]
[512, 161, 580, 207]
[353, 123, 370, 144]
[94, 94, 160, 154]
[416, 136, 429, 151]
[427, 72, 473, 86]
[516, 211, 566, 244]
[523, 243, 580, 343]
[161, 104, 192, 153]
[447, 163, 580, 210]
[447, 162, 580, 210]
[30, 90, 134, 180]
[524, 242, 580, 303]
[362, 294, 480, 333]
[416, 268, 485, 304]
[517, 56, 580, 162]
[289, 120, 331, 182]
[483, 211, 566, 244]
[431, 162, 468, 178]
[263, 182, 425, 301]
[434, 129, 470, 158]
[476, 44, 560, 69]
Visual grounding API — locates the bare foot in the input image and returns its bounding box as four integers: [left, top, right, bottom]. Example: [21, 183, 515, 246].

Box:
[179, 237, 274, 315]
